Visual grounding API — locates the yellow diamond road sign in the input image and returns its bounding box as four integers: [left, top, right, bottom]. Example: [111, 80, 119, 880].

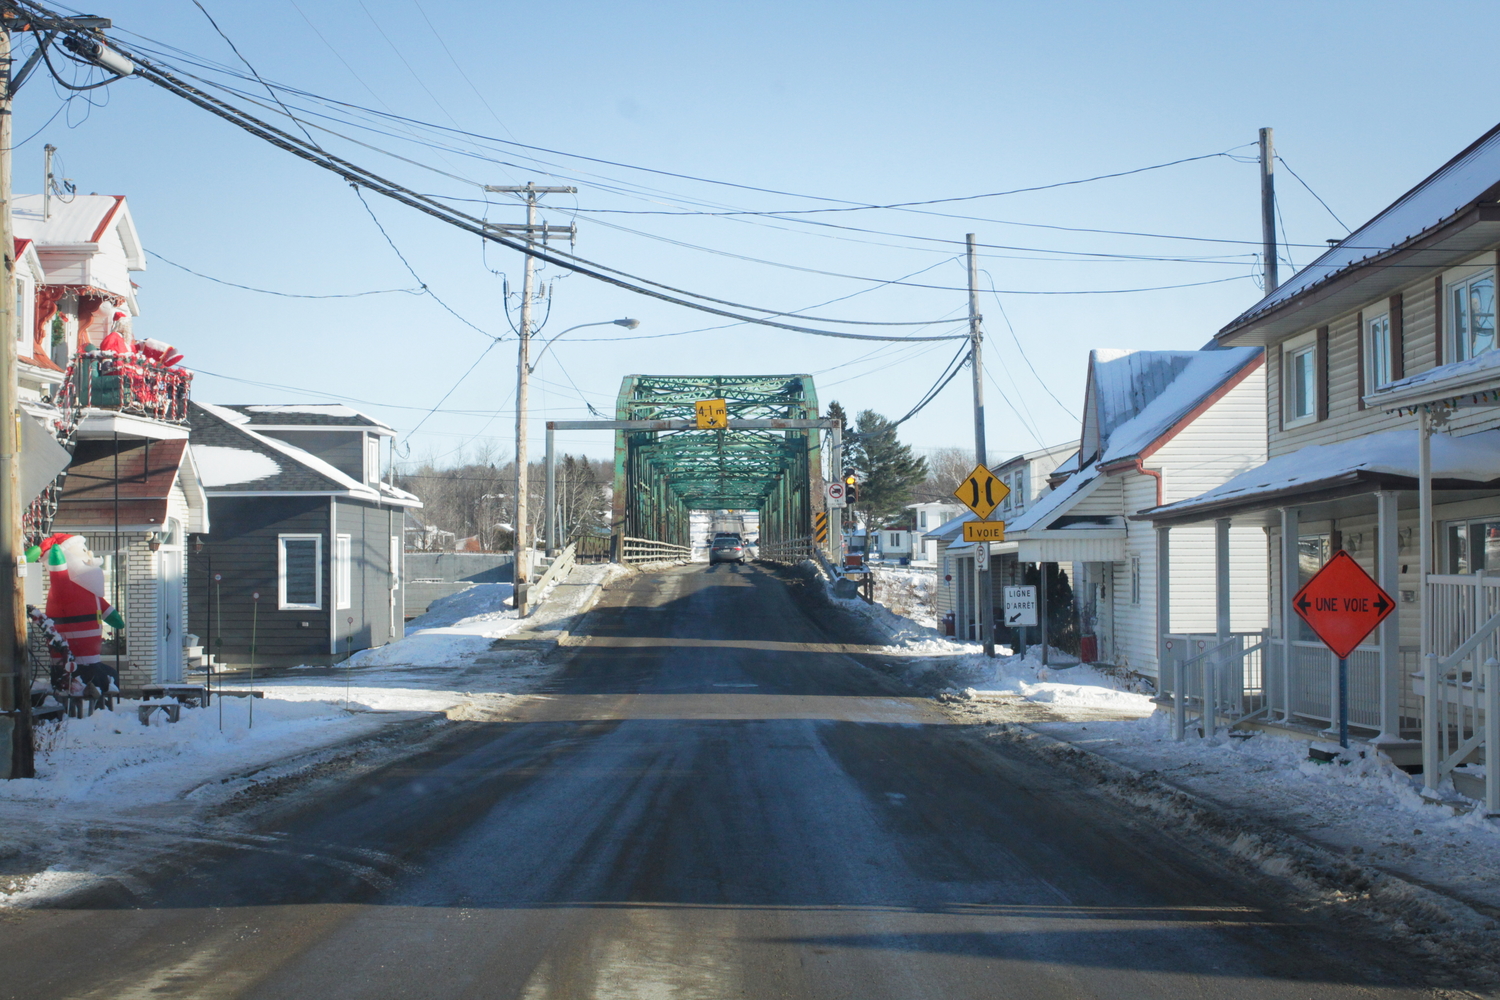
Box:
[953, 464, 1008, 520]
[963, 521, 1006, 543]
[695, 398, 728, 429]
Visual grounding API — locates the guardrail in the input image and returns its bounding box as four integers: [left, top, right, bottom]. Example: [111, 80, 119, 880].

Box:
[524, 543, 576, 615]
[621, 537, 692, 565]
[758, 536, 814, 564]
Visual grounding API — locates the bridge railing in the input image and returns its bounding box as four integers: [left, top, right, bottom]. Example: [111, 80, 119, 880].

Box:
[621, 537, 692, 565]
[758, 536, 814, 564]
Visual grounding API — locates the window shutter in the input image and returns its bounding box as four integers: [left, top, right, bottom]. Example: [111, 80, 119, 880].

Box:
[1355, 312, 1365, 411]
[1435, 276, 1444, 367]
[1389, 294, 1404, 379]
[1316, 326, 1330, 421]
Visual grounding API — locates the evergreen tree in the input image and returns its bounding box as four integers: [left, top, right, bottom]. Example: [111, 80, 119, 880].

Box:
[1019, 563, 1080, 654]
[850, 410, 929, 529]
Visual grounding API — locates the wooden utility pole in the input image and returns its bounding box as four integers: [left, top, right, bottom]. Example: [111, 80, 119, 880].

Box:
[0, 25, 31, 778]
[1259, 127, 1278, 294]
[967, 234, 995, 657]
[482, 182, 575, 614]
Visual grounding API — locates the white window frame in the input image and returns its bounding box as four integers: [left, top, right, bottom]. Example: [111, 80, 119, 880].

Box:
[278, 533, 323, 610]
[335, 533, 352, 610]
[1364, 310, 1393, 391]
[1283, 331, 1318, 428]
[366, 436, 382, 486]
[1446, 265, 1497, 363]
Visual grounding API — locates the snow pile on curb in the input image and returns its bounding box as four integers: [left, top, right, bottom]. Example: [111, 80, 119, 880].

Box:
[962, 645, 1156, 713]
[869, 567, 937, 629]
[351, 582, 522, 668]
[1, 695, 361, 805]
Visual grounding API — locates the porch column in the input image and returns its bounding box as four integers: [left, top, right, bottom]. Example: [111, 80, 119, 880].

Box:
[1158, 525, 1183, 740]
[1376, 491, 1401, 741]
[1279, 506, 1300, 722]
[1420, 409, 1439, 788]
[1211, 517, 1230, 731]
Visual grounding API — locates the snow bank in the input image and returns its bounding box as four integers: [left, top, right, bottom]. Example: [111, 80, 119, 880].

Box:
[3, 695, 359, 805]
[964, 645, 1157, 713]
[348, 582, 523, 668]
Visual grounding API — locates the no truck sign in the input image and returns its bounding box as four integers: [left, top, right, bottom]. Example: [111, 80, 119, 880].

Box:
[1291, 551, 1394, 659]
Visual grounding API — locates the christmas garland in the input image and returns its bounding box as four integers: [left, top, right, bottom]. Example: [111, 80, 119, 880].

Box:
[25, 604, 78, 687]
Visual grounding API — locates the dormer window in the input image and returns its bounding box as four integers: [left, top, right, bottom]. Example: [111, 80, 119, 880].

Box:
[1448, 269, 1495, 362]
[366, 436, 381, 485]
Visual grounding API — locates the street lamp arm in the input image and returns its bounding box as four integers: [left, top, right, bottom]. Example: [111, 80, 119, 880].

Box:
[528, 318, 639, 373]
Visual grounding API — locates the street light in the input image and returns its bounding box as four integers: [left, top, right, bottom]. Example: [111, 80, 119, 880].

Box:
[528, 318, 640, 374]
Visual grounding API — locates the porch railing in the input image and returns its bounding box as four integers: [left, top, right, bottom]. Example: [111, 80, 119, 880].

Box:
[52, 349, 193, 426]
[1160, 631, 1266, 738]
[1264, 639, 1387, 732]
[1423, 574, 1500, 811]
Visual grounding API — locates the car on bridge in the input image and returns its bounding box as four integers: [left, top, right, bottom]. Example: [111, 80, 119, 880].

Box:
[709, 536, 748, 564]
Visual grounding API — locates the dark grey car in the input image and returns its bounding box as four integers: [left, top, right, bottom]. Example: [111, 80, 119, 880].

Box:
[709, 537, 746, 563]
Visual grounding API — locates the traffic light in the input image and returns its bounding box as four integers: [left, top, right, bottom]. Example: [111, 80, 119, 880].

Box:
[843, 471, 858, 504]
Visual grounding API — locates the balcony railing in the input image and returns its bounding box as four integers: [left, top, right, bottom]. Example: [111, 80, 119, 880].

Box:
[53, 349, 193, 426]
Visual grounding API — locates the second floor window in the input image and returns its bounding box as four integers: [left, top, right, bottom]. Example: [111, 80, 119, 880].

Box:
[1366, 313, 1393, 389]
[1449, 270, 1496, 362]
[1287, 342, 1317, 422]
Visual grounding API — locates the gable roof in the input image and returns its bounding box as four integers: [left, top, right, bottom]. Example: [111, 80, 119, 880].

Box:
[190, 401, 416, 506]
[1077, 346, 1262, 467]
[222, 404, 394, 432]
[12, 194, 144, 267]
[1221, 120, 1500, 342]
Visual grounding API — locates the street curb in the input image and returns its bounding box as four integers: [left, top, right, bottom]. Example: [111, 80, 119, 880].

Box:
[992, 720, 1500, 988]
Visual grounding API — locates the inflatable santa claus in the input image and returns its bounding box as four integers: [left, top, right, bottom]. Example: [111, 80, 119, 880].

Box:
[37, 534, 124, 694]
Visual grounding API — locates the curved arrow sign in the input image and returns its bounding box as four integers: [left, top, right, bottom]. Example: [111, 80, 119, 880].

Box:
[1291, 550, 1395, 659]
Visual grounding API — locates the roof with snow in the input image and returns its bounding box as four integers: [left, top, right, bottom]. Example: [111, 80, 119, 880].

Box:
[189, 401, 417, 505]
[1220, 120, 1500, 342]
[1144, 428, 1500, 523]
[222, 403, 394, 432]
[12, 194, 143, 264]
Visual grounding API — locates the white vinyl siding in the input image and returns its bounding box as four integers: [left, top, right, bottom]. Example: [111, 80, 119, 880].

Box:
[278, 534, 322, 610]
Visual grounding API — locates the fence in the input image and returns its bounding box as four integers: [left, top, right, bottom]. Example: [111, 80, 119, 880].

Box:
[620, 537, 692, 565]
[757, 536, 814, 564]
[1160, 631, 1266, 737]
[524, 543, 576, 615]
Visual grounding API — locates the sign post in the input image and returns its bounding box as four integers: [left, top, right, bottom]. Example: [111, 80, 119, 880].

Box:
[1291, 550, 1395, 749]
[952, 465, 1011, 657]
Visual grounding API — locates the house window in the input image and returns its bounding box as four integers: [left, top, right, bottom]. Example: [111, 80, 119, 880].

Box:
[335, 534, 352, 610]
[367, 437, 382, 485]
[1449, 270, 1496, 362]
[278, 534, 322, 610]
[1445, 518, 1500, 574]
[1365, 313, 1393, 390]
[918, 511, 927, 529]
[1129, 555, 1141, 605]
[1285, 340, 1317, 424]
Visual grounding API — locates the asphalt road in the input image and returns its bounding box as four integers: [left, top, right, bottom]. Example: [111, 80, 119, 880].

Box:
[0, 563, 1442, 999]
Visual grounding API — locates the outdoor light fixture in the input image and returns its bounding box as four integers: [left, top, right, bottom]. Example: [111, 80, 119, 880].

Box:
[147, 531, 161, 552]
[193, 537, 205, 554]
[529, 318, 644, 372]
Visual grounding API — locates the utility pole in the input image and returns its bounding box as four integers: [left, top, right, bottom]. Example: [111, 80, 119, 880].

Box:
[482, 182, 575, 615]
[967, 234, 995, 658]
[1259, 127, 1278, 294]
[0, 25, 29, 778]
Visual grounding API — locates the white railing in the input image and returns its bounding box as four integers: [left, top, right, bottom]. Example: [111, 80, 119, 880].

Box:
[620, 537, 692, 565]
[1264, 639, 1385, 732]
[1161, 631, 1266, 738]
[1423, 574, 1500, 811]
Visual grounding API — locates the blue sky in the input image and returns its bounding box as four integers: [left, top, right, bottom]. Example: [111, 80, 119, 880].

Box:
[18, 0, 1500, 464]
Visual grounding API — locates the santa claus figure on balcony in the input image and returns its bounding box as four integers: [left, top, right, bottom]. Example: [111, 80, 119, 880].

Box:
[38, 534, 124, 695]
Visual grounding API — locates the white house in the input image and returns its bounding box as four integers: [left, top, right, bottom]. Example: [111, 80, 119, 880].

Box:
[908, 502, 963, 566]
[1004, 346, 1268, 673]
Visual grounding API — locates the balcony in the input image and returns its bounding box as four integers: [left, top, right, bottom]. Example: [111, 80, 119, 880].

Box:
[53, 349, 192, 441]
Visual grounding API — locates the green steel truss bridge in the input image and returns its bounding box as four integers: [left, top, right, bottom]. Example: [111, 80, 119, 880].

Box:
[545, 374, 841, 562]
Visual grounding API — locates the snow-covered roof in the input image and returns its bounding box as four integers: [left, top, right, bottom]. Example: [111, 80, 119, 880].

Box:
[191, 444, 281, 488]
[1222, 120, 1500, 336]
[12, 194, 143, 266]
[225, 403, 394, 432]
[1364, 350, 1500, 412]
[1006, 466, 1105, 533]
[1079, 346, 1261, 467]
[1148, 428, 1500, 520]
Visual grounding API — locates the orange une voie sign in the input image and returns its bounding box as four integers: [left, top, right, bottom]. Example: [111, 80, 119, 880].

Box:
[1291, 550, 1395, 659]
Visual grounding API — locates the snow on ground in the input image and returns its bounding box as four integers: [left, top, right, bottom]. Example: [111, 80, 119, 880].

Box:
[869, 566, 937, 629]
[1035, 712, 1500, 913]
[963, 645, 1157, 714]
[347, 582, 523, 668]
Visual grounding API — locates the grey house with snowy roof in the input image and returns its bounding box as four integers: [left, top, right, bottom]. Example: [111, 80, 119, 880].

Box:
[186, 402, 421, 668]
[1145, 120, 1500, 794]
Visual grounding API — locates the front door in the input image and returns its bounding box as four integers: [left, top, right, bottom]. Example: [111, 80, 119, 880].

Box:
[157, 519, 184, 683]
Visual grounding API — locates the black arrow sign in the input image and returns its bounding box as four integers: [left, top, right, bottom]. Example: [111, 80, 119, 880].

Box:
[1374, 594, 1390, 613]
[1008, 612, 1021, 623]
[1296, 595, 1311, 613]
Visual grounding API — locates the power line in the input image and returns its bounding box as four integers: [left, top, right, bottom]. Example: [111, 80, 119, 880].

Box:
[146, 249, 423, 298]
[981, 271, 1078, 420]
[892, 342, 970, 427]
[1277, 154, 1351, 234]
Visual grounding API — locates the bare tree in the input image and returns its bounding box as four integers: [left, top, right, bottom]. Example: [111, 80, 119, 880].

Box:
[911, 446, 973, 503]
